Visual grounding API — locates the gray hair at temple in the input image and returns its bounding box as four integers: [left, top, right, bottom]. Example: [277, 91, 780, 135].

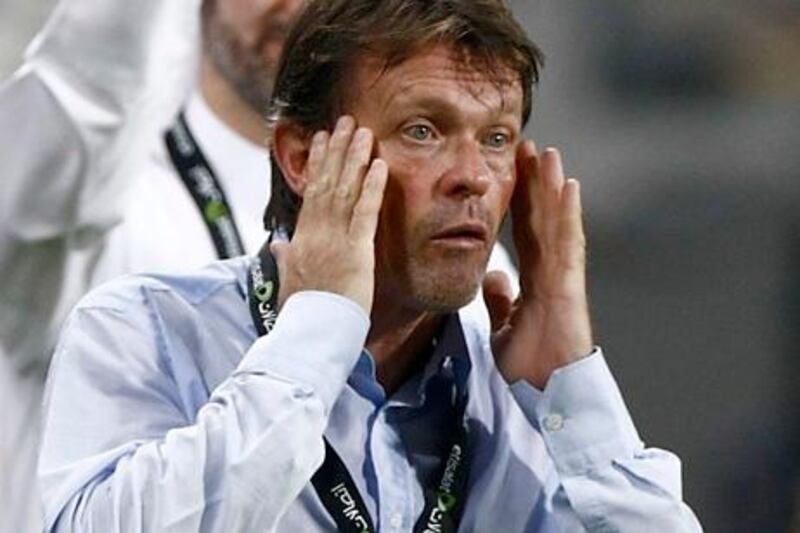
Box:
[263, 0, 545, 235]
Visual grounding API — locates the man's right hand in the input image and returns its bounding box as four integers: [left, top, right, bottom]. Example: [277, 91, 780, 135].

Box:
[270, 116, 388, 314]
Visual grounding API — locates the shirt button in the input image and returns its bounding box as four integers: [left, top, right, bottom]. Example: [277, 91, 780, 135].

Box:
[543, 413, 564, 432]
[389, 512, 403, 529]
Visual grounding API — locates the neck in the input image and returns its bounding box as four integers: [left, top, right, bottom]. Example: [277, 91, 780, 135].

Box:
[200, 56, 268, 146]
[366, 297, 444, 396]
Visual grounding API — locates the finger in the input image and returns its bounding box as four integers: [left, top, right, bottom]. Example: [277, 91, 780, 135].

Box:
[269, 239, 289, 275]
[306, 130, 329, 187]
[540, 148, 566, 247]
[317, 115, 356, 198]
[511, 141, 541, 294]
[294, 130, 329, 232]
[511, 140, 537, 241]
[558, 178, 587, 270]
[334, 127, 374, 214]
[349, 158, 388, 240]
[482, 270, 515, 333]
[540, 147, 565, 198]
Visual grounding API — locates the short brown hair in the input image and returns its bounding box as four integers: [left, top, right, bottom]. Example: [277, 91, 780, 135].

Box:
[264, 0, 544, 234]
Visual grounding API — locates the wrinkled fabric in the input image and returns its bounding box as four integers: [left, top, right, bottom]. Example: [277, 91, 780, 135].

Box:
[40, 257, 702, 532]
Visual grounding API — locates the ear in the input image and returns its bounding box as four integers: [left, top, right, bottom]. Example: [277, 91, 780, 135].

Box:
[272, 121, 314, 196]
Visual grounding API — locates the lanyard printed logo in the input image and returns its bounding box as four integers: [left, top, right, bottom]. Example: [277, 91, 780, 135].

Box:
[330, 483, 372, 532]
[249, 257, 278, 334]
[165, 112, 246, 260]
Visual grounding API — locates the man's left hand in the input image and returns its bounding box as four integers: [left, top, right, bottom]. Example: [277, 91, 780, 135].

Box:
[483, 141, 593, 389]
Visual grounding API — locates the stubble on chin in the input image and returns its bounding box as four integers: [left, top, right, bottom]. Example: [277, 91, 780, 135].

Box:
[391, 207, 497, 313]
[403, 245, 490, 312]
[205, 17, 276, 113]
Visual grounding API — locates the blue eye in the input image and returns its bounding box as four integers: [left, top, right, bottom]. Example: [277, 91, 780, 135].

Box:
[406, 124, 433, 142]
[486, 132, 510, 149]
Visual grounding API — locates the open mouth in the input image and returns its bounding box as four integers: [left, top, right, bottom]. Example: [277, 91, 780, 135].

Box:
[430, 223, 489, 248]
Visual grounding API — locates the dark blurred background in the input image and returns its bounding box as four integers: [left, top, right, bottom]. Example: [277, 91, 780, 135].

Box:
[508, 2, 800, 531]
[2, 1, 799, 531]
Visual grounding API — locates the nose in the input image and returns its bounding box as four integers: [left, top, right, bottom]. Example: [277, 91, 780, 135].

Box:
[438, 137, 492, 199]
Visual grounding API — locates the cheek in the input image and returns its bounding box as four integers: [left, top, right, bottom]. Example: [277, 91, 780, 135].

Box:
[378, 139, 423, 174]
[483, 150, 516, 197]
[497, 172, 516, 206]
[487, 169, 516, 227]
[379, 180, 406, 234]
[489, 152, 517, 183]
[377, 142, 438, 226]
[379, 174, 426, 238]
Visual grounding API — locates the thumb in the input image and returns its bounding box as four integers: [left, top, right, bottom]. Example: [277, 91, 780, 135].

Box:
[269, 240, 290, 275]
[269, 240, 291, 307]
[482, 270, 515, 333]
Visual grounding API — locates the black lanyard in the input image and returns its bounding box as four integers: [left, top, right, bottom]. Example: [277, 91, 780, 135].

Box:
[246, 242, 472, 532]
[165, 111, 246, 260]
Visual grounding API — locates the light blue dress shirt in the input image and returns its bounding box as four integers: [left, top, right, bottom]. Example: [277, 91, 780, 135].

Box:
[39, 257, 702, 532]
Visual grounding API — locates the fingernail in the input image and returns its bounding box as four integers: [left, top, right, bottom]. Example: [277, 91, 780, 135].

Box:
[337, 115, 355, 130]
[313, 130, 328, 145]
[372, 158, 387, 172]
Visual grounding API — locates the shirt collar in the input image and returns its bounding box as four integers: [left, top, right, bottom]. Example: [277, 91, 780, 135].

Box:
[184, 92, 271, 253]
[184, 91, 267, 169]
[348, 313, 473, 409]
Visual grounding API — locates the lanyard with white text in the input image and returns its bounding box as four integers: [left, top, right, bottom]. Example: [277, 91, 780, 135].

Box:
[165, 111, 246, 260]
[246, 242, 471, 533]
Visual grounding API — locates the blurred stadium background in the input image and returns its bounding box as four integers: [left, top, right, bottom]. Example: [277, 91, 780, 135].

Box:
[2, 1, 799, 531]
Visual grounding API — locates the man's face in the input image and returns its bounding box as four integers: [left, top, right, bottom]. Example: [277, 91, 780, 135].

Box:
[204, 0, 304, 112]
[349, 45, 523, 313]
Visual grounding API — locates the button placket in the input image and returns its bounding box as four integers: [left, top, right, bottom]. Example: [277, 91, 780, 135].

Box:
[373, 406, 412, 532]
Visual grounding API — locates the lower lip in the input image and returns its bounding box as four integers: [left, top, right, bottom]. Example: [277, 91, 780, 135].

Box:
[430, 237, 486, 250]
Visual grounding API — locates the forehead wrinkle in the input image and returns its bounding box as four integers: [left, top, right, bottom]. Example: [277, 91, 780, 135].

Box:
[376, 65, 522, 126]
[348, 45, 523, 128]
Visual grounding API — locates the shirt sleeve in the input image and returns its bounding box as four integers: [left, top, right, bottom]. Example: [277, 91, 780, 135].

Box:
[0, 0, 200, 371]
[509, 350, 703, 532]
[39, 290, 369, 532]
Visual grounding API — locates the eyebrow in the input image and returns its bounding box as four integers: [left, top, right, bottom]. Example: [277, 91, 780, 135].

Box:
[386, 91, 523, 127]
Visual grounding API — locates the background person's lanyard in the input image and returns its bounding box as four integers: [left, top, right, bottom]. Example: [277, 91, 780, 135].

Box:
[247, 242, 472, 533]
[165, 112, 246, 260]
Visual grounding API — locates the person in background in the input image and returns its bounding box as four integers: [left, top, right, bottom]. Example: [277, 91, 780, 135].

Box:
[0, 0, 516, 530]
[39, 0, 702, 530]
[0, 1, 293, 531]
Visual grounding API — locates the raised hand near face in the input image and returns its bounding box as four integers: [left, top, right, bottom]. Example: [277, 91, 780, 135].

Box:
[483, 141, 593, 389]
[271, 116, 388, 314]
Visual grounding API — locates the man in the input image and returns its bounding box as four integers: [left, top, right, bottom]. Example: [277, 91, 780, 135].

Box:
[0, 1, 308, 530]
[39, 0, 702, 531]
